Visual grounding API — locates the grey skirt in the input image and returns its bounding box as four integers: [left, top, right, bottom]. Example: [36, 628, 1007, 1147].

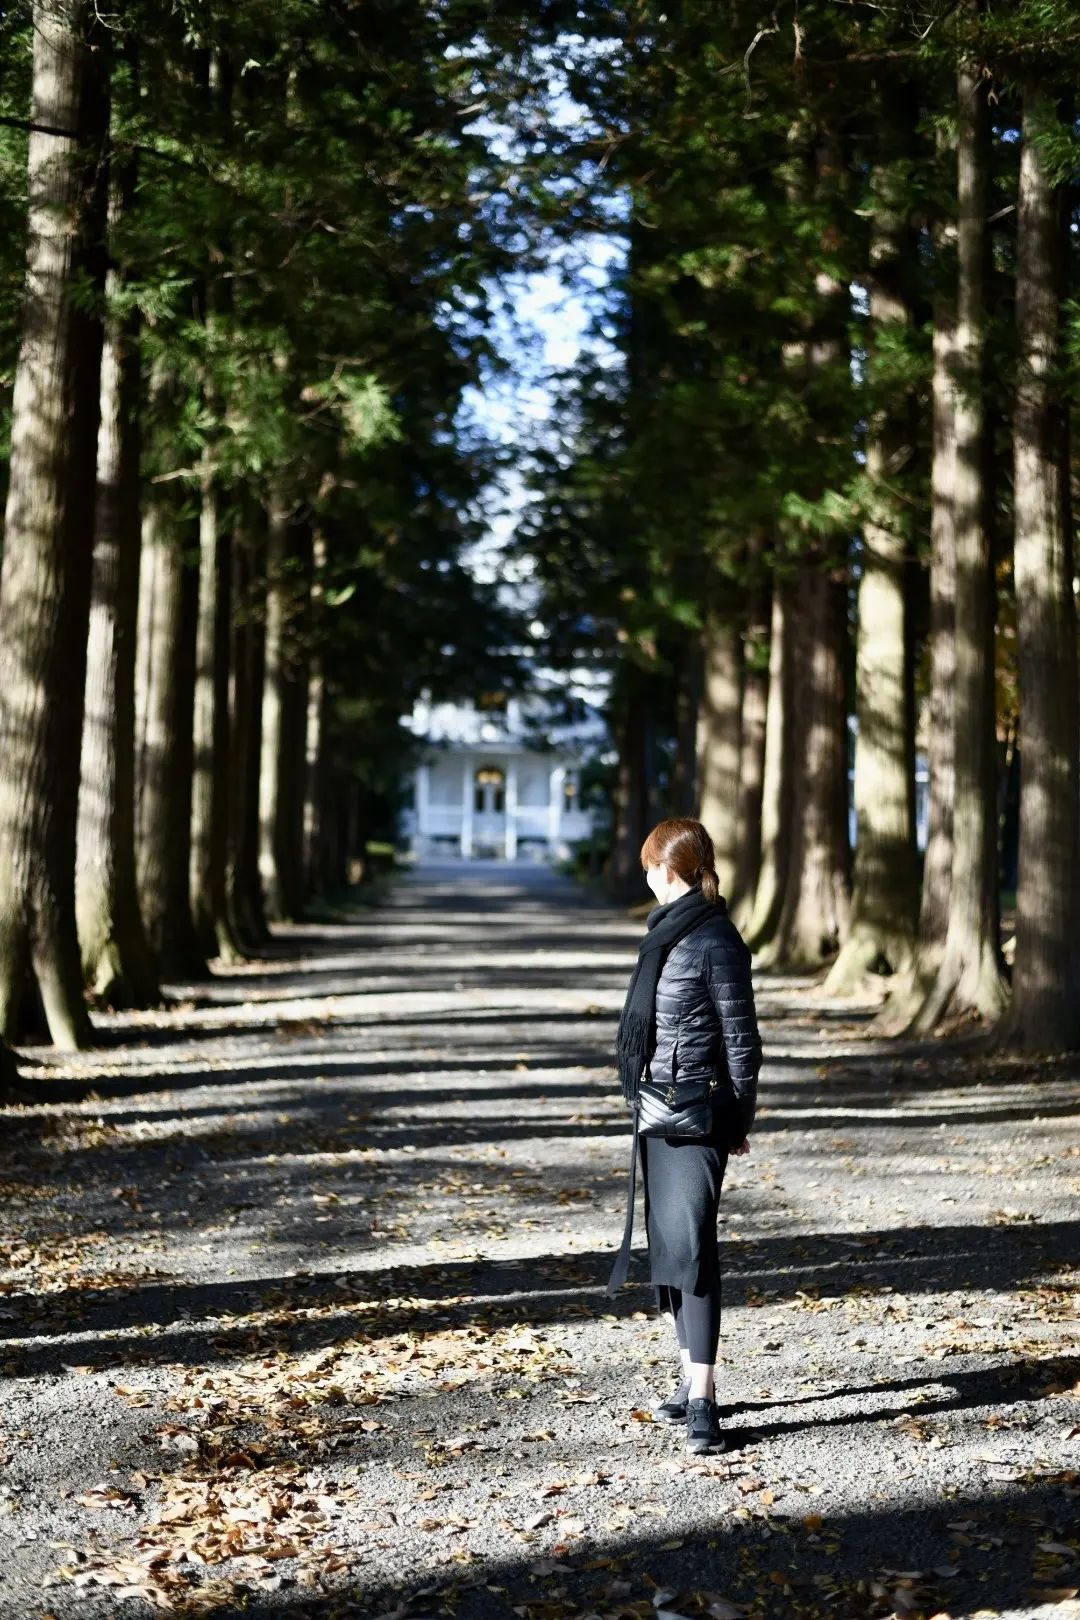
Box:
[641, 1129, 728, 1296]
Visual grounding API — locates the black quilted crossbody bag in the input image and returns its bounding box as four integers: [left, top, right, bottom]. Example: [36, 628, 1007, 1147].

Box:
[635, 1068, 716, 1138]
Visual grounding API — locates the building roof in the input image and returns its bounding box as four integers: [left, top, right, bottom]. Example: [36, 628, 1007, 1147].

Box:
[402, 692, 606, 758]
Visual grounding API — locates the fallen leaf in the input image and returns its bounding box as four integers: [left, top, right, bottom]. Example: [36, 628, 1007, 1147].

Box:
[74, 1487, 137, 1512]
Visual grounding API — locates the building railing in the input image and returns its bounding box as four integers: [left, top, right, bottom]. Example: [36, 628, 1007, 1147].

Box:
[413, 806, 593, 841]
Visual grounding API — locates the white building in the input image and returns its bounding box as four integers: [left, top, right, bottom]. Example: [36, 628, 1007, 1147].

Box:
[399, 694, 599, 862]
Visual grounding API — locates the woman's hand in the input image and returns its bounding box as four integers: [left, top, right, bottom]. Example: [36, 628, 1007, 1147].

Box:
[731, 1137, 751, 1156]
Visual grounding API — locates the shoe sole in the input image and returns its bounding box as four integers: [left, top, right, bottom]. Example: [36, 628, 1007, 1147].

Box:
[686, 1438, 726, 1454]
[653, 1408, 688, 1424]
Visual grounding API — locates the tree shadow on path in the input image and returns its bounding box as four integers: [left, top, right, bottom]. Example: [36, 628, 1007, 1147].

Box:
[144, 1476, 1079, 1619]
[5, 1217, 1076, 1373]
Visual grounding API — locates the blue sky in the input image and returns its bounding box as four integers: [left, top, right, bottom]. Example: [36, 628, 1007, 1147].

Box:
[461, 236, 621, 592]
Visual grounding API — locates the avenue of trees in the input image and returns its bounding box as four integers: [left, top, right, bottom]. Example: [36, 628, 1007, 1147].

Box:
[524, 1, 1080, 1053]
[0, 0, 548, 1084]
[0, 0, 1078, 1089]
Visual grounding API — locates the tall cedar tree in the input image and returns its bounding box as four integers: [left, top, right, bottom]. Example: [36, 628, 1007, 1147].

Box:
[909, 36, 1006, 1030]
[0, 0, 109, 1047]
[824, 79, 919, 993]
[1007, 90, 1079, 1051]
[75, 147, 161, 1008]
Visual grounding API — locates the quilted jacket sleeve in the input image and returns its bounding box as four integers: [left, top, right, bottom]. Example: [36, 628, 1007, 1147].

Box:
[705, 933, 762, 1145]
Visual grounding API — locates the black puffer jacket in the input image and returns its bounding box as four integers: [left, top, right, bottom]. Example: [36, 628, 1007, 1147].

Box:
[648, 902, 762, 1147]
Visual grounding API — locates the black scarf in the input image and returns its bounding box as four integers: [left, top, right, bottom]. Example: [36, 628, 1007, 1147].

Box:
[615, 886, 716, 1104]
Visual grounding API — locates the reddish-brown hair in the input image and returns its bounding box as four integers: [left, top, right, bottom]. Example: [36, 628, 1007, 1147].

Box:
[640, 818, 721, 903]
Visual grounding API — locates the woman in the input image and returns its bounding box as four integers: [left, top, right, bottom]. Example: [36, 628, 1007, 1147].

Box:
[608, 817, 761, 1455]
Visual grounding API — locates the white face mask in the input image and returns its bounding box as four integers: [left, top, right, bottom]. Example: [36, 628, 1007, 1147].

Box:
[645, 862, 689, 906]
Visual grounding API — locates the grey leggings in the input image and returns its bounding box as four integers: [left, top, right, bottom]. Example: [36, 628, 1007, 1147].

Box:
[658, 1282, 722, 1364]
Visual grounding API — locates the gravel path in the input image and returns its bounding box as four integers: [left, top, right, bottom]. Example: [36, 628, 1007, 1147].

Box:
[1, 862, 1078, 1620]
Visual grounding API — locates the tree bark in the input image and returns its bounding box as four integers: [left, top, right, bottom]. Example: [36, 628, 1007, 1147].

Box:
[670, 633, 703, 817]
[0, 0, 109, 1048]
[729, 562, 769, 924]
[258, 493, 309, 921]
[229, 511, 267, 948]
[763, 128, 851, 969]
[919, 249, 959, 963]
[1006, 89, 1079, 1052]
[75, 165, 160, 1009]
[763, 559, 849, 967]
[824, 103, 917, 994]
[610, 663, 650, 900]
[695, 613, 742, 898]
[303, 529, 327, 899]
[190, 460, 242, 961]
[136, 485, 205, 977]
[258, 491, 288, 919]
[910, 48, 1007, 1029]
[880, 181, 959, 1027]
[744, 576, 794, 950]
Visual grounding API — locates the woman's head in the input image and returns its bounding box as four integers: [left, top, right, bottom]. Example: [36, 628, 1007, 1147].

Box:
[640, 817, 720, 905]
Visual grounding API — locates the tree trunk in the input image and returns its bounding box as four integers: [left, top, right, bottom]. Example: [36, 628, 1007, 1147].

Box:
[0, 0, 109, 1048]
[258, 498, 309, 921]
[229, 511, 267, 948]
[911, 49, 1007, 1029]
[920, 252, 959, 959]
[303, 529, 327, 899]
[259, 490, 290, 920]
[280, 622, 311, 909]
[610, 664, 650, 900]
[880, 199, 959, 1028]
[762, 128, 851, 969]
[75, 165, 160, 1009]
[188, 46, 242, 963]
[1006, 89, 1079, 1051]
[744, 576, 794, 950]
[671, 633, 703, 817]
[729, 564, 770, 924]
[763, 559, 850, 967]
[824, 107, 917, 994]
[190, 460, 242, 961]
[136, 486, 205, 977]
[303, 656, 325, 899]
[695, 613, 742, 898]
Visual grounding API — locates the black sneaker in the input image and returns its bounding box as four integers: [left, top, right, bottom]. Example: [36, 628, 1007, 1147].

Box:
[685, 1396, 726, 1455]
[652, 1376, 690, 1424]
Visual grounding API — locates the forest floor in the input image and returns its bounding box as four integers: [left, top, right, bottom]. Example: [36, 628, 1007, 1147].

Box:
[1, 863, 1079, 1620]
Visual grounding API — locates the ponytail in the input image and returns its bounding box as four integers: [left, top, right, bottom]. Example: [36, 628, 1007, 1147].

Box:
[639, 817, 724, 903]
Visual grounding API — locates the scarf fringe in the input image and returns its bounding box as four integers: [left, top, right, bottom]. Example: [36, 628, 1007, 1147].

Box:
[615, 1008, 651, 1103]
